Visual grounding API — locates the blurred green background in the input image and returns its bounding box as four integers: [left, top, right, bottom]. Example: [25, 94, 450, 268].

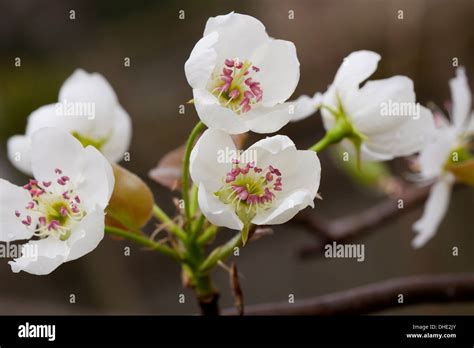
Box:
[0, 0, 473, 314]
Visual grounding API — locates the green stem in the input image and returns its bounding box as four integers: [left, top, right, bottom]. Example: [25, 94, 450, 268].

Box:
[182, 122, 206, 223]
[197, 225, 218, 245]
[199, 232, 243, 273]
[309, 132, 336, 152]
[105, 226, 180, 261]
[152, 204, 187, 241]
[189, 184, 199, 218]
[192, 214, 206, 238]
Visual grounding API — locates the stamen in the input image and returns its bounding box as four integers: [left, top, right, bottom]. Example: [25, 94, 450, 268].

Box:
[60, 206, 68, 217]
[14, 168, 86, 241]
[216, 161, 283, 213]
[210, 58, 263, 114]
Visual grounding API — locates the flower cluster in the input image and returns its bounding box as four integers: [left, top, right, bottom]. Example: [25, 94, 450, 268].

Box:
[2, 11, 472, 281]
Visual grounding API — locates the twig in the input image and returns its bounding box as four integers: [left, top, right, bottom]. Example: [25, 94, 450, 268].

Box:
[198, 293, 220, 316]
[295, 183, 431, 258]
[222, 273, 474, 315]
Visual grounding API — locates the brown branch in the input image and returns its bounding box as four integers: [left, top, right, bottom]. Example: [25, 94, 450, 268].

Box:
[295, 183, 431, 258]
[223, 273, 474, 315]
[198, 293, 220, 316]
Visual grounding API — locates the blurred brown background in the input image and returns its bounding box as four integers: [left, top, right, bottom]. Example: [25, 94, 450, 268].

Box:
[0, 0, 473, 315]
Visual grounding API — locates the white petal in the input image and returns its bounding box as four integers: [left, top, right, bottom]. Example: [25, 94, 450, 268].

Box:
[100, 104, 132, 163]
[7, 135, 33, 175]
[246, 135, 299, 172]
[334, 50, 381, 98]
[248, 137, 321, 225]
[0, 179, 36, 242]
[25, 104, 72, 135]
[185, 31, 218, 89]
[280, 150, 321, 198]
[66, 208, 104, 262]
[198, 184, 243, 230]
[359, 143, 397, 161]
[193, 89, 249, 134]
[412, 175, 454, 248]
[449, 67, 472, 131]
[9, 237, 69, 275]
[468, 112, 474, 134]
[203, 12, 268, 62]
[290, 92, 323, 122]
[249, 139, 320, 199]
[250, 39, 300, 106]
[30, 128, 84, 184]
[242, 102, 294, 134]
[75, 146, 115, 212]
[30, 128, 114, 211]
[59, 69, 118, 137]
[362, 105, 436, 159]
[190, 128, 234, 192]
[252, 190, 315, 225]
[247, 134, 296, 155]
[418, 126, 458, 179]
[349, 76, 416, 133]
[321, 84, 338, 130]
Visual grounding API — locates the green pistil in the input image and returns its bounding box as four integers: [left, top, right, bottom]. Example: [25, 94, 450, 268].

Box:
[45, 201, 72, 241]
[47, 201, 69, 226]
[233, 176, 265, 196]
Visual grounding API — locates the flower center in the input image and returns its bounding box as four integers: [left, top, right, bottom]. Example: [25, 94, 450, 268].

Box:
[209, 58, 263, 114]
[15, 168, 86, 241]
[215, 160, 282, 220]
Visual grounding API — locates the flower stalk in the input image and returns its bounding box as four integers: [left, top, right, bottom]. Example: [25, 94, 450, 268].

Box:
[152, 204, 187, 241]
[182, 122, 206, 223]
[104, 225, 180, 261]
[309, 104, 364, 155]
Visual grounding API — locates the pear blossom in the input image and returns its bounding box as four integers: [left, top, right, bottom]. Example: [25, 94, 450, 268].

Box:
[185, 12, 300, 134]
[190, 129, 321, 236]
[293, 50, 435, 161]
[412, 67, 473, 248]
[8, 69, 132, 175]
[1, 128, 114, 275]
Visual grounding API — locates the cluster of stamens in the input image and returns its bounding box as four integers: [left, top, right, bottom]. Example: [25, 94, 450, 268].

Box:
[210, 58, 263, 114]
[15, 168, 85, 241]
[216, 159, 283, 214]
